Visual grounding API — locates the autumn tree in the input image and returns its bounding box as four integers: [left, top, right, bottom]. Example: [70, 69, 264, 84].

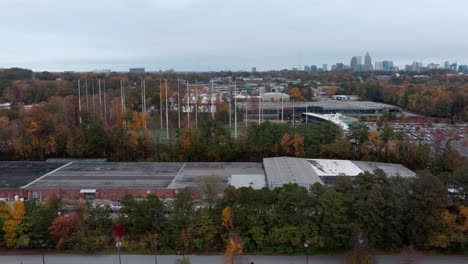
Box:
[0, 201, 12, 246]
[3, 200, 26, 247]
[48, 212, 80, 249]
[224, 236, 243, 264]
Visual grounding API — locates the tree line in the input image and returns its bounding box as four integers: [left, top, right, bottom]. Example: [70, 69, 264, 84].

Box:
[1, 170, 468, 256]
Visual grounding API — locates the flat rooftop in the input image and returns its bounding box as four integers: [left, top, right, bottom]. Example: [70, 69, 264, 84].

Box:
[264, 157, 416, 188]
[167, 162, 265, 189]
[0, 162, 65, 188]
[264, 157, 323, 188]
[26, 162, 183, 189]
[238, 100, 401, 111]
[229, 174, 266, 190]
[308, 159, 363, 176]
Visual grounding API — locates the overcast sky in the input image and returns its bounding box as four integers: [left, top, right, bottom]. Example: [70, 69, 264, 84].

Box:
[1, 0, 467, 71]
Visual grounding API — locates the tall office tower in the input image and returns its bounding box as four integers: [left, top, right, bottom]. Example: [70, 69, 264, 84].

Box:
[304, 65, 311, 71]
[311, 65, 317, 72]
[252, 67, 257, 73]
[350, 56, 358, 71]
[382, 60, 394, 71]
[364, 52, 373, 71]
[322, 64, 328, 71]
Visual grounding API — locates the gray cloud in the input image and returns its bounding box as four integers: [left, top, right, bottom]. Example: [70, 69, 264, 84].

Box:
[1, 0, 467, 71]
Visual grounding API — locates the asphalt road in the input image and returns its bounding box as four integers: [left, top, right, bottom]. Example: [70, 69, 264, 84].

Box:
[2, 254, 468, 264]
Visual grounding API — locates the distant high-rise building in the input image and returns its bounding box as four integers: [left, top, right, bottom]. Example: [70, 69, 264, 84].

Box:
[252, 67, 257, 73]
[129, 68, 145, 73]
[444, 61, 450, 69]
[450, 63, 458, 71]
[304, 65, 310, 72]
[383, 61, 393, 70]
[459, 65, 468, 73]
[427, 63, 439, 70]
[322, 64, 328, 71]
[311, 65, 317, 72]
[350, 56, 358, 71]
[333, 63, 345, 71]
[364, 52, 373, 71]
[375, 61, 383, 71]
[405, 62, 422, 72]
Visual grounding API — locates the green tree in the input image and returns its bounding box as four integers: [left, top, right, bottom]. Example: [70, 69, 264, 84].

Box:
[408, 171, 451, 249]
[347, 123, 370, 144]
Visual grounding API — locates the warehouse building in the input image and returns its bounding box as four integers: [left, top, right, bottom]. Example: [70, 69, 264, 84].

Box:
[236, 99, 402, 121]
[0, 158, 415, 201]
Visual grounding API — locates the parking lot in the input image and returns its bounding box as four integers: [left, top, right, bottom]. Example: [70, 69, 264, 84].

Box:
[365, 122, 467, 155]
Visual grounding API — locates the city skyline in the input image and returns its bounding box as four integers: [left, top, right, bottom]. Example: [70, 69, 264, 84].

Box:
[1, 0, 468, 71]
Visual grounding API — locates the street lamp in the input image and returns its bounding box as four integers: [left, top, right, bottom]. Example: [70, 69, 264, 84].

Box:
[40, 240, 45, 264]
[115, 237, 122, 264]
[304, 242, 309, 264]
[154, 239, 158, 264]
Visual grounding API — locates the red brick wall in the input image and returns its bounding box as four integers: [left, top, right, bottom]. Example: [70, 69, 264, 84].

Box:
[1, 188, 177, 201]
[0, 189, 26, 200]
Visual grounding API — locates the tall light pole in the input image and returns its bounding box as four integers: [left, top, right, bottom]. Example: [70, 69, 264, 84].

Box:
[245, 95, 248, 127]
[103, 79, 107, 123]
[234, 80, 237, 139]
[258, 96, 261, 125]
[281, 96, 284, 123]
[177, 79, 181, 129]
[165, 79, 169, 140]
[211, 80, 214, 120]
[160, 79, 163, 130]
[187, 80, 190, 128]
[228, 81, 232, 128]
[78, 79, 82, 124]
